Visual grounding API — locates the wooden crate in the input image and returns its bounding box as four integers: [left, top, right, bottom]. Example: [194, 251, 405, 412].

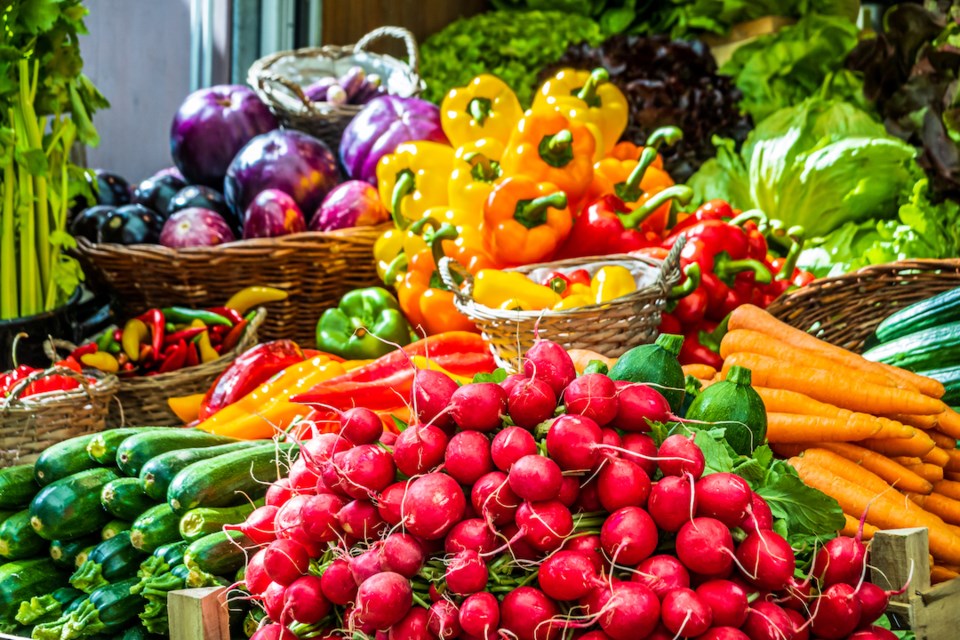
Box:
[169, 587, 231, 640]
[871, 528, 960, 640]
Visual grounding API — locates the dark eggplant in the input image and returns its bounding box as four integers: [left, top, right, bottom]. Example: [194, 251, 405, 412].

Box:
[70, 205, 116, 242]
[94, 171, 132, 207]
[98, 205, 164, 245]
[133, 174, 187, 218]
[168, 186, 239, 233]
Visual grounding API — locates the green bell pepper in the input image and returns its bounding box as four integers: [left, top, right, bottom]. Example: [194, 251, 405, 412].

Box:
[316, 287, 414, 359]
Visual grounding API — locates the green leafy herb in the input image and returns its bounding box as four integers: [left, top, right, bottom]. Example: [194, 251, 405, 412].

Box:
[472, 368, 509, 384]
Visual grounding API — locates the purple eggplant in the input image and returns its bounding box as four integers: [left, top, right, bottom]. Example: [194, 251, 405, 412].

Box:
[304, 77, 337, 102]
[133, 172, 187, 219]
[338, 66, 366, 102]
[339, 96, 447, 184]
[351, 74, 385, 105]
[310, 180, 388, 231]
[242, 189, 307, 239]
[93, 170, 132, 207]
[70, 205, 116, 242]
[160, 207, 236, 248]
[99, 205, 164, 245]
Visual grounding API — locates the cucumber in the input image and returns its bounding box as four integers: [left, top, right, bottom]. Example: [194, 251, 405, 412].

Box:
[139, 440, 259, 501]
[916, 365, 960, 407]
[116, 429, 240, 477]
[34, 433, 102, 486]
[0, 509, 47, 559]
[86, 427, 169, 465]
[130, 503, 180, 552]
[862, 321, 960, 372]
[70, 531, 145, 593]
[14, 586, 83, 625]
[184, 530, 255, 576]
[875, 287, 960, 344]
[168, 442, 291, 513]
[0, 464, 38, 508]
[609, 333, 686, 412]
[60, 578, 141, 637]
[50, 535, 100, 569]
[101, 477, 158, 520]
[101, 518, 131, 540]
[29, 467, 118, 541]
[684, 365, 767, 455]
[179, 501, 259, 542]
[0, 558, 63, 623]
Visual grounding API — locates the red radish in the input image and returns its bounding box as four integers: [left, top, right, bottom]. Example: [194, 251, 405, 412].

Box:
[340, 407, 383, 444]
[743, 601, 798, 640]
[393, 425, 448, 476]
[657, 434, 705, 479]
[450, 383, 507, 432]
[320, 453, 349, 496]
[545, 414, 602, 470]
[509, 455, 563, 501]
[413, 369, 458, 431]
[697, 629, 750, 640]
[598, 456, 651, 511]
[508, 378, 557, 430]
[337, 444, 396, 499]
[812, 582, 862, 639]
[633, 554, 690, 599]
[446, 518, 497, 554]
[780, 576, 812, 612]
[523, 339, 576, 396]
[471, 471, 521, 525]
[696, 473, 752, 527]
[403, 473, 466, 539]
[445, 431, 494, 485]
[380, 430, 397, 446]
[661, 588, 712, 637]
[226, 504, 279, 545]
[676, 518, 734, 576]
[563, 373, 618, 426]
[600, 506, 658, 565]
[696, 579, 750, 627]
[736, 529, 796, 591]
[300, 433, 352, 472]
[445, 550, 488, 594]
[298, 494, 344, 543]
[276, 494, 308, 537]
[515, 500, 574, 552]
[284, 575, 330, 624]
[857, 582, 897, 623]
[350, 549, 383, 585]
[595, 582, 661, 640]
[491, 427, 538, 471]
[377, 481, 407, 525]
[562, 534, 604, 572]
[847, 627, 898, 640]
[642, 628, 674, 640]
[812, 530, 867, 588]
[266, 478, 293, 506]
[289, 457, 321, 493]
[501, 522, 539, 561]
[459, 592, 499, 640]
[347, 605, 377, 636]
[427, 600, 461, 639]
[354, 572, 413, 629]
[500, 586, 560, 640]
[501, 374, 527, 396]
[538, 550, 603, 600]
[320, 558, 357, 605]
[263, 538, 309, 586]
[338, 499, 385, 540]
[600, 428, 622, 449]
[244, 548, 271, 596]
[262, 581, 286, 621]
[783, 609, 809, 640]
[648, 475, 696, 532]
[741, 492, 774, 533]
[621, 433, 658, 477]
[557, 475, 580, 507]
[613, 383, 670, 432]
[576, 477, 603, 512]
[251, 623, 299, 640]
[380, 533, 425, 578]
[389, 607, 431, 640]
[579, 633, 614, 640]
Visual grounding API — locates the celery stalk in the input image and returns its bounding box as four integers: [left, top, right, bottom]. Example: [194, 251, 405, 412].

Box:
[18, 61, 51, 305]
[0, 162, 16, 319]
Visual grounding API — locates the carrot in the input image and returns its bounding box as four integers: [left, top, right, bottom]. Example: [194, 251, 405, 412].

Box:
[908, 492, 960, 526]
[754, 387, 913, 438]
[872, 419, 917, 440]
[789, 456, 960, 565]
[928, 431, 958, 449]
[682, 364, 717, 380]
[723, 352, 945, 416]
[765, 413, 884, 443]
[923, 447, 952, 468]
[811, 442, 933, 494]
[935, 480, 960, 501]
[886, 413, 939, 430]
[800, 448, 895, 495]
[861, 429, 937, 458]
[937, 409, 960, 439]
[943, 448, 960, 473]
[901, 462, 945, 484]
[841, 513, 878, 540]
[568, 349, 616, 376]
[932, 566, 960, 583]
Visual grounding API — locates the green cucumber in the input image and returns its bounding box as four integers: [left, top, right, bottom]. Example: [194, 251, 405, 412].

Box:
[179, 501, 259, 542]
[0, 558, 63, 623]
[684, 365, 768, 455]
[875, 287, 960, 344]
[14, 586, 83, 625]
[862, 321, 960, 372]
[0, 464, 38, 508]
[916, 365, 960, 407]
[139, 440, 259, 501]
[130, 503, 180, 552]
[609, 333, 686, 412]
[0, 509, 47, 559]
[101, 518, 131, 540]
[50, 535, 100, 569]
[29, 467, 117, 541]
[184, 530, 255, 577]
[116, 429, 240, 477]
[70, 531, 145, 593]
[101, 477, 158, 520]
[34, 434, 102, 486]
[86, 427, 169, 465]
[60, 578, 141, 638]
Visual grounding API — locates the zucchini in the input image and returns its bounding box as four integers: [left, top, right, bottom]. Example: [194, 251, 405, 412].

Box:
[70, 531, 145, 593]
[29, 467, 118, 541]
[168, 442, 292, 513]
[73, 544, 98, 569]
[101, 477, 157, 520]
[101, 518, 131, 540]
[119, 625, 150, 640]
[86, 427, 169, 465]
[130, 503, 180, 552]
[916, 365, 960, 407]
[0, 558, 63, 623]
[139, 440, 258, 501]
[684, 365, 767, 455]
[178, 501, 259, 542]
[862, 321, 960, 372]
[0, 464, 38, 508]
[116, 429, 240, 477]
[34, 433, 102, 486]
[50, 535, 100, 569]
[0, 509, 47, 559]
[14, 586, 83, 625]
[135, 541, 189, 584]
[875, 287, 960, 344]
[609, 333, 686, 412]
[184, 530, 255, 577]
[60, 578, 142, 638]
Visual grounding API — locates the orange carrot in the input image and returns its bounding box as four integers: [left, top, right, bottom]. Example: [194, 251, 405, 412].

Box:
[811, 442, 933, 495]
[943, 448, 960, 473]
[893, 456, 923, 465]
[935, 480, 960, 501]
[765, 413, 884, 443]
[928, 431, 958, 449]
[754, 387, 912, 438]
[886, 413, 939, 430]
[722, 352, 944, 416]
[932, 566, 959, 583]
[682, 364, 717, 380]
[908, 492, 960, 526]
[901, 462, 945, 484]
[938, 409, 960, 439]
[841, 513, 878, 540]
[799, 449, 894, 496]
[861, 430, 937, 458]
[923, 447, 952, 468]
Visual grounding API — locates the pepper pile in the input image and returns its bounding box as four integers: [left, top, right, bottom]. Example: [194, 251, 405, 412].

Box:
[0, 357, 93, 400]
[472, 264, 637, 312]
[75, 286, 286, 377]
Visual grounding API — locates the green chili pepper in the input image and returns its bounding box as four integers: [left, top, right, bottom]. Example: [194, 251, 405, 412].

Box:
[160, 307, 232, 327]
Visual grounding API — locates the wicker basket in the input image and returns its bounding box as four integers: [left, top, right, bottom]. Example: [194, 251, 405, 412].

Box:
[73, 225, 387, 345]
[0, 367, 117, 466]
[440, 242, 684, 370]
[766, 259, 960, 354]
[248, 26, 422, 151]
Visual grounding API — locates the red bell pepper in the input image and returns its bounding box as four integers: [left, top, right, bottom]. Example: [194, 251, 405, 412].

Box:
[666, 198, 734, 238]
[542, 269, 591, 297]
[658, 312, 683, 335]
[679, 324, 724, 369]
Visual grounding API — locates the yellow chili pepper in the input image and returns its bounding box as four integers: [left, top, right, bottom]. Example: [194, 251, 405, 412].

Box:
[591, 265, 636, 303]
[81, 352, 119, 373]
[189, 323, 218, 364]
[226, 286, 288, 314]
[552, 283, 594, 310]
[167, 393, 205, 424]
[441, 75, 523, 148]
[534, 67, 629, 156]
[121, 319, 147, 362]
[473, 270, 561, 310]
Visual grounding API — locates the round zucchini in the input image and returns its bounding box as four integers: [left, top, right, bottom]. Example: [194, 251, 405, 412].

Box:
[609, 333, 686, 412]
[685, 365, 767, 455]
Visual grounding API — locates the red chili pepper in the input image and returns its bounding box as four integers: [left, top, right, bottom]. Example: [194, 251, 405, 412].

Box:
[158, 340, 188, 373]
[555, 194, 661, 259]
[208, 306, 243, 325]
[69, 343, 98, 360]
[139, 344, 154, 364]
[185, 343, 200, 367]
[221, 319, 249, 352]
[163, 327, 206, 345]
[138, 309, 166, 357]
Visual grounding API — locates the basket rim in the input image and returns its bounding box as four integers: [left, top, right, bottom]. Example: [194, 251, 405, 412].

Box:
[0, 368, 117, 412]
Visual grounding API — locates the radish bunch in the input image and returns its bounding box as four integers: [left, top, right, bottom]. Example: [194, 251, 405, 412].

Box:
[240, 339, 900, 640]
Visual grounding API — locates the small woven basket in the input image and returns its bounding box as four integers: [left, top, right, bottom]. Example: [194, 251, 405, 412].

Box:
[0, 367, 117, 466]
[73, 225, 387, 345]
[766, 259, 960, 354]
[440, 242, 684, 370]
[248, 26, 422, 151]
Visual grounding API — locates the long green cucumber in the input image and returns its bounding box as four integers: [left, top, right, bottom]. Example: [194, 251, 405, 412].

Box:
[863, 321, 960, 372]
[875, 287, 960, 343]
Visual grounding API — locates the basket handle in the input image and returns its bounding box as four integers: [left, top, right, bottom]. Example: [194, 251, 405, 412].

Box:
[438, 257, 474, 303]
[660, 236, 686, 285]
[0, 366, 97, 411]
[257, 71, 316, 111]
[354, 26, 420, 74]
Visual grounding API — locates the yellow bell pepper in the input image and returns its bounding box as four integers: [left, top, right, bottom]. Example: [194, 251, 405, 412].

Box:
[449, 138, 505, 216]
[377, 142, 454, 227]
[441, 75, 523, 148]
[592, 265, 636, 303]
[552, 283, 594, 310]
[534, 67, 629, 156]
[374, 225, 429, 284]
[473, 269, 561, 310]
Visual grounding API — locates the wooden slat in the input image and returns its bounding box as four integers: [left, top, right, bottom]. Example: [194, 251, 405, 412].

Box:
[169, 586, 230, 640]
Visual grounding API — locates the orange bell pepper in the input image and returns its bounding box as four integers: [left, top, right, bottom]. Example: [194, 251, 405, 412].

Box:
[499, 110, 595, 209]
[482, 176, 572, 266]
[608, 141, 665, 167]
[167, 393, 205, 424]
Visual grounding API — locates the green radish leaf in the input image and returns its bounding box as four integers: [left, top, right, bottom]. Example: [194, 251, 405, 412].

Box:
[757, 463, 845, 540]
[472, 368, 508, 384]
[693, 429, 735, 475]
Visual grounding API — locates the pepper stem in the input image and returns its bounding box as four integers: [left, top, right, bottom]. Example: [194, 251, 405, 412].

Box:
[615, 147, 659, 202]
[646, 126, 683, 150]
[668, 263, 701, 300]
[729, 209, 768, 230]
[425, 223, 459, 271]
[538, 130, 574, 168]
[575, 68, 609, 108]
[776, 226, 806, 281]
[467, 97, 493, 126]
[655, 333, 684, 357]
[514, 192, 568, 229]
[727, 365, 752, 386]
[618, 185, 693, 229]
[463, 151, 502, 183]
[383, 254, 409, 286]
[390, 170, 416, 230]
[714, 255, 774, 286]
